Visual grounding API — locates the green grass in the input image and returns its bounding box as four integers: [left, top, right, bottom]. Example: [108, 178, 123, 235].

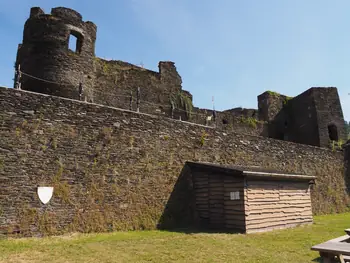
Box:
[1, 213, 350, 263]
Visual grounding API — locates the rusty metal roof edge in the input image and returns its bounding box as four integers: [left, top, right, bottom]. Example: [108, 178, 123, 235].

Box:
[242, 170, 316, 180]
[186, 161, 316, 180]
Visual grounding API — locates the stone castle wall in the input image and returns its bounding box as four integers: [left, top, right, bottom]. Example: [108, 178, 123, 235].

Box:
[92, 59, 190, 119]
[312, 88, 347, 147]
[0, 87, 348, 237]
[16, 7, 97, 101]
[14, 6, 269, 136]
[258, 88, 347, 147]
[15, 7, 347, 147]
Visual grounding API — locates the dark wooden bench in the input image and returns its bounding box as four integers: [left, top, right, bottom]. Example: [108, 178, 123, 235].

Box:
[311, 232, 350, 263]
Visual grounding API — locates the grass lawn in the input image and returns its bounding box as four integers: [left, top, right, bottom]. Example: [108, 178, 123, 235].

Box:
[1, 213, 350, 263]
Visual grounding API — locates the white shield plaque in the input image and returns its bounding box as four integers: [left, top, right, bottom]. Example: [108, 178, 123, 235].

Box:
[37, 187, 54, 204]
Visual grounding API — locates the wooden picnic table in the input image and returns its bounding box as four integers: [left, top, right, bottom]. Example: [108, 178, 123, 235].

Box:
[311, 230, 350, 263]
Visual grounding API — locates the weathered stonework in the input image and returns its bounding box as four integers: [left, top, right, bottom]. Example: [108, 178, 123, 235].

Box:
[14, 7, 347, 149]
[0, 87, 348, 237]
[92, 58, 189, 119]
[258, 88, 347, 148]
[15, 7, 97, 101]
[15, 7, 193, 121]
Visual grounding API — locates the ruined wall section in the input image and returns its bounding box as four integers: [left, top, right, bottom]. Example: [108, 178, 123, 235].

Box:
[93, 58, 193, 119]
[190, 107, 267, 136]
[16, 7, 97, 101]
[258, 91, 288, 122]
[284, 89, 321, 146]
[0, 87, 348, 237]
[311, 87, 347, 147]
[257, 91, 292, 140]
[13, 7, 347, 151]
[273, 88, 347, 148]
[256, 88, 346, 148]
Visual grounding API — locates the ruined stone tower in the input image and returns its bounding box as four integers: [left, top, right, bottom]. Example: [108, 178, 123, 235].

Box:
[15, 7, 97, 101]
[258, 87, 347, 147]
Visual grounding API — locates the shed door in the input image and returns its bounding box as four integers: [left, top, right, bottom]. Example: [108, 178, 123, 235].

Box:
[193, 171, 210, 226]
[209, 172, 225, 229]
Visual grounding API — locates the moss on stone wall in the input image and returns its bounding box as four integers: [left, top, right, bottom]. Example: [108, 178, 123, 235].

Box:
[52, 160, 71, 204]
[239, 116, 258, 128]
[170, 91, 193, 118]
[267, 91, 281, 96]
[0, 87, 348, 237]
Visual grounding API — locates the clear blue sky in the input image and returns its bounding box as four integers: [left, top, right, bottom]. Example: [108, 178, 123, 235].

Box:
[1, 0, 350, 120]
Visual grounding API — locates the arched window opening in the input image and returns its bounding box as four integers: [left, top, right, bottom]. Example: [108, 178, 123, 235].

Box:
[222, 119, 228, 125]
[328, 124, 338, 141]
[68, 31, 83, 54]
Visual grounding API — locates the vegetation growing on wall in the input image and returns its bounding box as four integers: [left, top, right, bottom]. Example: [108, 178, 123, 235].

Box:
[266, 90, 294, 105]
[238, 116, 267, 129]
[1, 88, 349, 238]
[331, 139, 345, 152]
[267, 91, 280, 96]
[283, 96, 294, 105]
[239, 116, 259, 128]
[199, 130, 208, 146]
[52, 159, 71, 204]
[169, 91, 193, 118]
[94, 57, 145, 75]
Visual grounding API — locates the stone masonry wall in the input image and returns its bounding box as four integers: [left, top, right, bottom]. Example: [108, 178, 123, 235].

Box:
[0, 87, 348, 237]
[190, 107, 267, 137]
[312, 87, 347, 147]
[283, 89, 320, 146]
[258, 91, 288, 122]
[17, 7, 97, 101]
[92, 58, 192, 120]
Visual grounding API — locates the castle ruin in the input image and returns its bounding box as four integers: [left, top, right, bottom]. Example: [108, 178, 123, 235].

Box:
[0, 6, 349, 237]
[14, 7, 347, 149]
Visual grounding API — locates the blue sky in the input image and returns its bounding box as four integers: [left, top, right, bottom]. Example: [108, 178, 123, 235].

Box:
[0, 0, 350, 120]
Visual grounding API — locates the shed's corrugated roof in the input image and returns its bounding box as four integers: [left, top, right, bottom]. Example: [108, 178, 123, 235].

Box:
[186, 161, 316, 181]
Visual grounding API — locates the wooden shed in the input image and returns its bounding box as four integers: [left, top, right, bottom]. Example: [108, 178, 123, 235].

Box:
[186, 161, 315, 234]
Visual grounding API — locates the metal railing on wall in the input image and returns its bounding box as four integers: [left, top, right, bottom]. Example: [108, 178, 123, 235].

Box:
[13, 65, 217, 126]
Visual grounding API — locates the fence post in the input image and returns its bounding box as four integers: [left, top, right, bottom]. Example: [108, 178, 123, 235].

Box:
[78, 82, 83, 101]
[213, 110, 217, 127]
[129, 90, 133, 111]
[15, 64, 22, 90]
[136, 87, 140, 113]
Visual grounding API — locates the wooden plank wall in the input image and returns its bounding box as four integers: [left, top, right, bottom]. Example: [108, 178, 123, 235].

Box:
[193, 171, 246, 231]
[209, 173, 225, 229]
[193, 171, 210, 226]
[223, 174, 246, 232]
[244, 179, 313, 233]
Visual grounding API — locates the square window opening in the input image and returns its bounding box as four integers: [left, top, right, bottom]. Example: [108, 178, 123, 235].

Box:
[68, 32, 83, 54]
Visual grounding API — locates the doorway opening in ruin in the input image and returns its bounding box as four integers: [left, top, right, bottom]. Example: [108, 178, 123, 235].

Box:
[328, 124, 338, 141]
[68, 31, 83, 54]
